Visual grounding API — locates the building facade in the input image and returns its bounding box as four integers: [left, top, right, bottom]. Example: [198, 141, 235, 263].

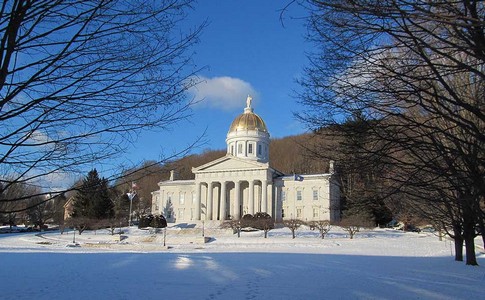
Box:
[151, 97, 340, 223]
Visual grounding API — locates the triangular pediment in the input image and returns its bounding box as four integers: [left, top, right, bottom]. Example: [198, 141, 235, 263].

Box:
[193, 155, 269, 173]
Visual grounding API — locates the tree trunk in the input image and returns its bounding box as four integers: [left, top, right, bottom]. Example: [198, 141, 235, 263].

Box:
[463, 221, 478, 266]
[462, 202, 478, 265]
[453, 223, 463, 261]
[454, 237, 464, 262]
[464, 235, 478, 266]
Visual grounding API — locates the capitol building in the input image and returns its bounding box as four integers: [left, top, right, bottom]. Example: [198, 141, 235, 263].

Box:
[151, 97, 340, 223]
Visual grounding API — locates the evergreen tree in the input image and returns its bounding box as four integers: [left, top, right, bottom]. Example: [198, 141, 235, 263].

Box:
[72, 169, 114, 220]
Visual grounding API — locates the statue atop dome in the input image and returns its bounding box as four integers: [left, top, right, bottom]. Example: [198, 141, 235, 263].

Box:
[244, 95, 254, 113]
[246, 95, 252, 109]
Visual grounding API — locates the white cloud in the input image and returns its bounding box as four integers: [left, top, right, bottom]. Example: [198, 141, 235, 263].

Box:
[28, 130, 51, 144]
[188, 76, 259, 111]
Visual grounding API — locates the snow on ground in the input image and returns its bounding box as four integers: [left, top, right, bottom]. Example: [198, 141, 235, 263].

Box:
[0, 225, 483, 300]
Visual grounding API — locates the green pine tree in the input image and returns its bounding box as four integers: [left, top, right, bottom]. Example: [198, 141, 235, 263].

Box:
[72, 169, 114, 220]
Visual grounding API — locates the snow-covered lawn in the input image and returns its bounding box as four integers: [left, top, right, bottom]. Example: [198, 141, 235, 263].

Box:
[0, 226, 483, 300]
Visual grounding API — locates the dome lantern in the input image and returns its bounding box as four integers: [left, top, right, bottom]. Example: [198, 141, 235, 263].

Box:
[226, 96, 270, 163]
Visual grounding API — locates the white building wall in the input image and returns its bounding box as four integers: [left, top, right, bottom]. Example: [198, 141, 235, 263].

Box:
[152, 181, 195, 222]
[275, 174, 336, 222]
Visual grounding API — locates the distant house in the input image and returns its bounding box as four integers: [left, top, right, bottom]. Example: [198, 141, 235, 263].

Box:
[63, 197, 75, 221]
[152, 97, 340, 223]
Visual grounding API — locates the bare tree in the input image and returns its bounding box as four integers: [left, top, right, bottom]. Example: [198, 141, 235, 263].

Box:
[0, 180, 33, 229]
[26, 195, 54, 230]
[66, 216, 93, 235]
[308, 220, 331, 239]
[221, 219, 242, 238]
[339, 214, 373, 239]
[0, 0, 205, 211]
[283, 219, 305, 239]
[297, 0, 484, 265]
[253, 212, 274, 238]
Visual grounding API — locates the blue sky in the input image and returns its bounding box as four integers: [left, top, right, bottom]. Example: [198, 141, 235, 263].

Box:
[125, 1, 311, 165]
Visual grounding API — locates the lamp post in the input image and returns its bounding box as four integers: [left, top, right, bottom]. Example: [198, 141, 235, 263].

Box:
[126, 191, 136, 227]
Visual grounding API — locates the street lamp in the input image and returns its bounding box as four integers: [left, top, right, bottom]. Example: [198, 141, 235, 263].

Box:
[126, 191, 136, 227]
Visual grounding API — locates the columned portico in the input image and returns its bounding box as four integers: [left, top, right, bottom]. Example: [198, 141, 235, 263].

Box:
[191, 177, 275, 221]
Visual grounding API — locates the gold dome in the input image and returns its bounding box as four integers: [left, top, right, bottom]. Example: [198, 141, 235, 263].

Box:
[228, 110, 268, 133]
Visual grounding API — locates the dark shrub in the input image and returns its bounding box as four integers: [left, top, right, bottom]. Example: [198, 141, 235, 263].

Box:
[151, 214, 167, 228]
[138, 214, 167, 229]
[253, 212, 274, 230]
[241, 214, 254, 228]
[138, 214, 154, 228]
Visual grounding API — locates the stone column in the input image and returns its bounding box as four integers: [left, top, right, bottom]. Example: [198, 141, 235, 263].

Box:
[220, 181, 227, 220]
[195, 182, 201, 220]
[261, 180, 267, 213]
[248, 180, 254, 214]
[207, 182, 213, 220]
[234, 181, 241, 220]
[273, 184, 279, 222]
[267, 183, 273, 218]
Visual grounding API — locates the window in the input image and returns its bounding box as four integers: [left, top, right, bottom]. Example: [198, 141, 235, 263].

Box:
[238, 143, 243, 154]
[296, 190, 302, 201]
[167, 195, 172, 204]
[313, 208, 319, 218]
[248, 143, 253, 154]
[178, 209, 184, 220]
[282, 208, 285, 218]
[313, 190, 318, 201]
[258, 144, 262, 155]
[296, 208, 302, 218]
[179, 193, 185, 205]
